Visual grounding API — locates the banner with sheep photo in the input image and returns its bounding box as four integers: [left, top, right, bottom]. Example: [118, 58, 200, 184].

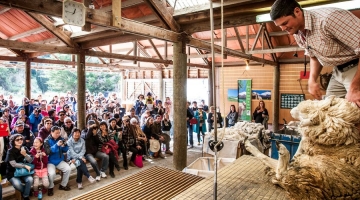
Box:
[238, 79, 252, 121]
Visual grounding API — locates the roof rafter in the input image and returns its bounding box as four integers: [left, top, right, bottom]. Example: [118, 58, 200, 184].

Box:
[26, 12, 79, 48]
[143, 0, 180, 32]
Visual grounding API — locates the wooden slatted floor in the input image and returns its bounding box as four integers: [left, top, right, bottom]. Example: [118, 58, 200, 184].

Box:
[172, 155, 289, 200]
[69, 166, 204, 200]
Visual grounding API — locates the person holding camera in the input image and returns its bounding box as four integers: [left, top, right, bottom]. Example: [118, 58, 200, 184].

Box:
[29, 108, 43, 136]
[30, 137, 49, 198]
[84, 121, 108, 181]
[44, 126, 71, 196]
[16, 97, 34, 117]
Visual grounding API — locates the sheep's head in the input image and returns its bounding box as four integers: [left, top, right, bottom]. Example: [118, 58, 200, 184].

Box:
[291, 96, 360, 146]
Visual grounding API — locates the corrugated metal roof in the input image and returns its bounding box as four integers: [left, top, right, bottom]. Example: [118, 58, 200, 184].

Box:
[167, 0, 208, 10]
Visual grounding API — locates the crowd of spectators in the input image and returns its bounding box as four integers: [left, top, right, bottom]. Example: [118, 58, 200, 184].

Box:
[0, 91, 175, 200]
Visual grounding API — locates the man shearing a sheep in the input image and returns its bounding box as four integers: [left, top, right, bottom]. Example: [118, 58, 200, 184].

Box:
[270, 0, 360, 108]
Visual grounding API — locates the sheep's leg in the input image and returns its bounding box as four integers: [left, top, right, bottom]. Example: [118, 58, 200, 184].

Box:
[244, 137, 277, 170]
[275, 141, 290, 180]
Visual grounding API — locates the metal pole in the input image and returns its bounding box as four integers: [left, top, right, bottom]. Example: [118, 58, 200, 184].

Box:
[210, 1, 217, 199]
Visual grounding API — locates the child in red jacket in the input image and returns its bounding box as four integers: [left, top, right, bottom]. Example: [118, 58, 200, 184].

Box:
[30, 137, 49, 197]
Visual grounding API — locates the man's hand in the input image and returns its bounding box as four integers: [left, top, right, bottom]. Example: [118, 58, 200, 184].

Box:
[82, 158, 86, 163]
[346, 84, 360, 107]
[308, 80, 322, 100]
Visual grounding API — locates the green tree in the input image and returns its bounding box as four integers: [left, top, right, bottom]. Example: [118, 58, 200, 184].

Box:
[45, 70, 78, 93]
[33, 70, 49, 93]
[0, 68, 25, 94]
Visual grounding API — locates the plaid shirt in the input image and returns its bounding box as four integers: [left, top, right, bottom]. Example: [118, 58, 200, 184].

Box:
[294, 8, 360, 67]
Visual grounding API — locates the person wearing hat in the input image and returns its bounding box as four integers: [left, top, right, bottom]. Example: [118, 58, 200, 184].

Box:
[10, 120, 34, 150]
[54, 110, 66, 127]
[83, 118, 109, 181]
[6, 134, 34, 200]
[120, 115, 143, 168]
[145, 92, 154, 105]
[44, 126, 71, 195]
[109, 118, 122, 147]
[134, 94, 145, 117]
[194, 105, 207, 145]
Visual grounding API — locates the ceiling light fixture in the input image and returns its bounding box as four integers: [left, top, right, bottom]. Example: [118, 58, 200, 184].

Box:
[245, 59, 250, 70]
[256, 0, 360, 23]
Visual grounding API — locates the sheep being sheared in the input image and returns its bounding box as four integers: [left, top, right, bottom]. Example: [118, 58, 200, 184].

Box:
[245, 96, 360, 200]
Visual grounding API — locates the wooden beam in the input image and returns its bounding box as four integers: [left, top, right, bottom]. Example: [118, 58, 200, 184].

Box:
[82, 0, 92, 32]
[8, 27, 46, 40]
[148, 39, 164, 60]
[0, 0, 179, 42]
[0, 55, 161, 70]
[248, 46, 304, 54]
[137, 42, 163, 69]
[188, 38, 277, 66]
[111, 0, 121, 27]
[234, 27, 245, 52]
[179, 0, 351, 33]
[264, 26, 277, 62]
[80, 34, 148, 49]
[182, 14, 258, 34]
[0, 39, 78, 54]
[250, 24, 263, 51]
[85, 50, 172, 65]
[173, 0, 255, 16]
[26, 12, 79, 48]
[143, 0, 180, 32]
[98, 0, 144, 12]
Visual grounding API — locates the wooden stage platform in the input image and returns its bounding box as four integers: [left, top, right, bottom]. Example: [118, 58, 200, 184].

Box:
[172, 155, 288, 200]
[69, 166, 204, 200]
[70, 155, 288, 200]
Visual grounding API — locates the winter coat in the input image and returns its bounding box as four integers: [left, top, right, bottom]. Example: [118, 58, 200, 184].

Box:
[44, 135, 69, 166]
[29, 113, 43, 133]
[194, 110, 207, 134]
[38, 127, 51, 141]
[67, 137, 86, 160]
[30, 147, 48, 170]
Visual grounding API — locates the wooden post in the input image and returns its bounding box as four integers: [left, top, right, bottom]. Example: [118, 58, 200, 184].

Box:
[77, 51, 86, 130]
[158, 70, 163, 101]
[173, 39, 187, 170]
[272, 64, 280, 132]
[25, 59, 31, 98]
[208, 67, 213, 107]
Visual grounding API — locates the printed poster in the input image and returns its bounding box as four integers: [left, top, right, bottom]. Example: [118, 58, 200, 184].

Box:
[227, 89, 238, 102]
[238, 79, 252, 121]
